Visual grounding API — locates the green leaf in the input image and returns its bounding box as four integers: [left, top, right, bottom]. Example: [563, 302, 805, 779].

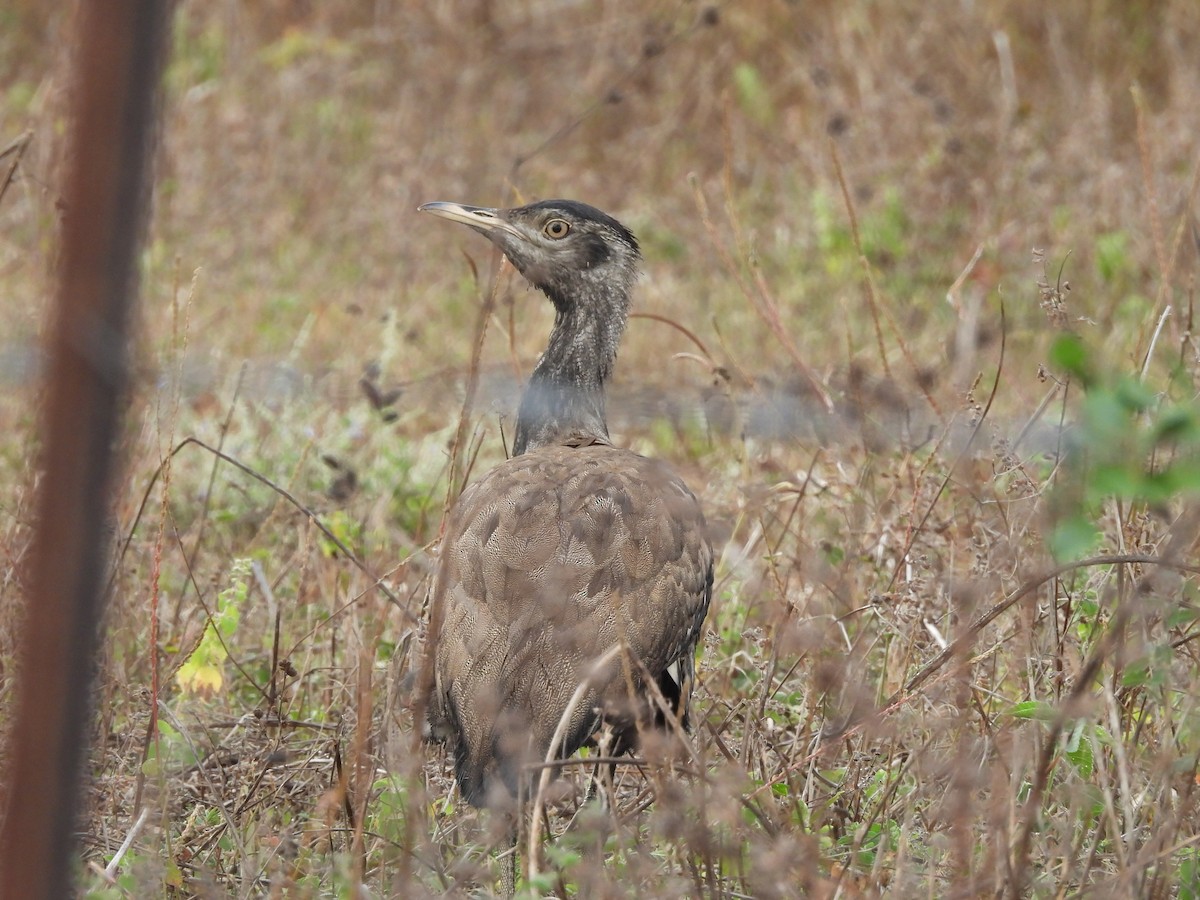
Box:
[1064, 720, 1094, 778]
[543, 843, 582, 869]
[1049, 515, 1101, 562]
[1151, 404, 1200, 444]
[1177, 848, 1200, 900]
[1113, 377, 1155, 413]
[1095, 230, 1130, 283]
[1166, 605, 1200, 629]
[1088, 463, 1143, 499]
[1122, 644, 1175, 689]
[1122, 656, 1152, 688]
[1049, 333, 1090, 380]
[1083, 390, 1132, 444]
[1006, 700, 1056, 721]
[142, 720, 201, 775]
[1155, 459, 1200, 496]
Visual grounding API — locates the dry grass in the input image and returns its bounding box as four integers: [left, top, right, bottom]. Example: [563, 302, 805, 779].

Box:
[3, 0, 1200, 896]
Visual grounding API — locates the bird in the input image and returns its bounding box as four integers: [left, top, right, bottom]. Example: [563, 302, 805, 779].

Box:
[417, 198, 714, 811]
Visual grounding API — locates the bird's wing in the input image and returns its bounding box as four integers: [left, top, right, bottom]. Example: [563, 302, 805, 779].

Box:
[430, 444, 711, 801]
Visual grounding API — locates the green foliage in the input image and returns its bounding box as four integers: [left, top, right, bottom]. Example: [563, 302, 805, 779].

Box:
[1049, 333, 1094, 385]
[1007, 700, 1058, 722]
[639, 222, 688, 262]
[83, 861, 141, 899]
[1121, 642, 1174, 689]
[319, 509, 363, 557]
[861, 189, 910, 266]
[142, 720, 202, 777]
[388, 462, 440, 539]
[1062, 719, 1095, 780]
[1048, 333, 1200, 560]
[1048, 513, 1100, 562]
[1094, 230, 1133, 285]
[811, 189, 853, 266]
[368, 773, 409, 846]
[639, 415, 713, 463]
[801, 186, 938, 307]
[1073, 592, 1102, 643]
[821, 541, 845, 566]
[167, 17, 225, 91]
[1180, 848, 1200, 900]
[733, 63, 774, 125]
[1005, 702, 1107, 781]
[259, 29, 351, 70]
[847, 819, 901, 870]
[5, 80, 35, 116]
[543, 842, 583, 874]
[176, 558, 250, 697]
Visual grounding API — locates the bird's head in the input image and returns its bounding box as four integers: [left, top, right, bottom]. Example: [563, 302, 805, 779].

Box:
[418, 199, 640, 314]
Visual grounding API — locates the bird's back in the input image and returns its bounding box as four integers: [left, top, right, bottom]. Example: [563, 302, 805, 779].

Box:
[429, 443, 712, 807]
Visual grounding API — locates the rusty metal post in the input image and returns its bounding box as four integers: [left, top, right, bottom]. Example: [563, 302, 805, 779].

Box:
[0, 3, 171, 896]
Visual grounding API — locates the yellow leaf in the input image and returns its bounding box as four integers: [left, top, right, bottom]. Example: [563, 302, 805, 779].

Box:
[176, 659, 224, 698]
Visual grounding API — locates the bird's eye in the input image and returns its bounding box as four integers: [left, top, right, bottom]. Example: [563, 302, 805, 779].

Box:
[543, 218, 571, 239]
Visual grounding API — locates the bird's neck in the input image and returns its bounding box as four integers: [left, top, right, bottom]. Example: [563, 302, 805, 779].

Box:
[512, 295, 626, 456]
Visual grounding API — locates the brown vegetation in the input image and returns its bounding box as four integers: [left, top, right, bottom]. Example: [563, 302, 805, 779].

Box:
[2, 0, 1200, 895]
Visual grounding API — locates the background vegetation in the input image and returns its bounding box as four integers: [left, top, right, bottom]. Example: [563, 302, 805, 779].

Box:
[2, 0, 1199, 895]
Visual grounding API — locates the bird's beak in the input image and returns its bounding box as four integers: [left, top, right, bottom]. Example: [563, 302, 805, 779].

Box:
[418, 201, 524, 240]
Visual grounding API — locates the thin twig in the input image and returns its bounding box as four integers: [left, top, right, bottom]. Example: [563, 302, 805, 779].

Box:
[886, 301, 1007, 593]
[101, 806, 150, 882]
[1139, 305, 1171, 380]
[114, 436, 410, 614]
[831, 139, 945, 418]
[0, 130, 32, 210]
[688, 175, 834, 412]
[528, 644, 623, 879]
[888, 553, 1200, 707]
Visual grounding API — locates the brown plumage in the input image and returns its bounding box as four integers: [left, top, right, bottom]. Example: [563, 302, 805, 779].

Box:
[418, 199, 713, 808]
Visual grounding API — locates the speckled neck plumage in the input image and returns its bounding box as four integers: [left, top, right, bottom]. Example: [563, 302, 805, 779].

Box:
[512, 280, 630, 455]
[508, 204, 639, 456]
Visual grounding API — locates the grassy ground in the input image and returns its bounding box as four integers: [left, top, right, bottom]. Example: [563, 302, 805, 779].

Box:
[3, 0, 1200, 895]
